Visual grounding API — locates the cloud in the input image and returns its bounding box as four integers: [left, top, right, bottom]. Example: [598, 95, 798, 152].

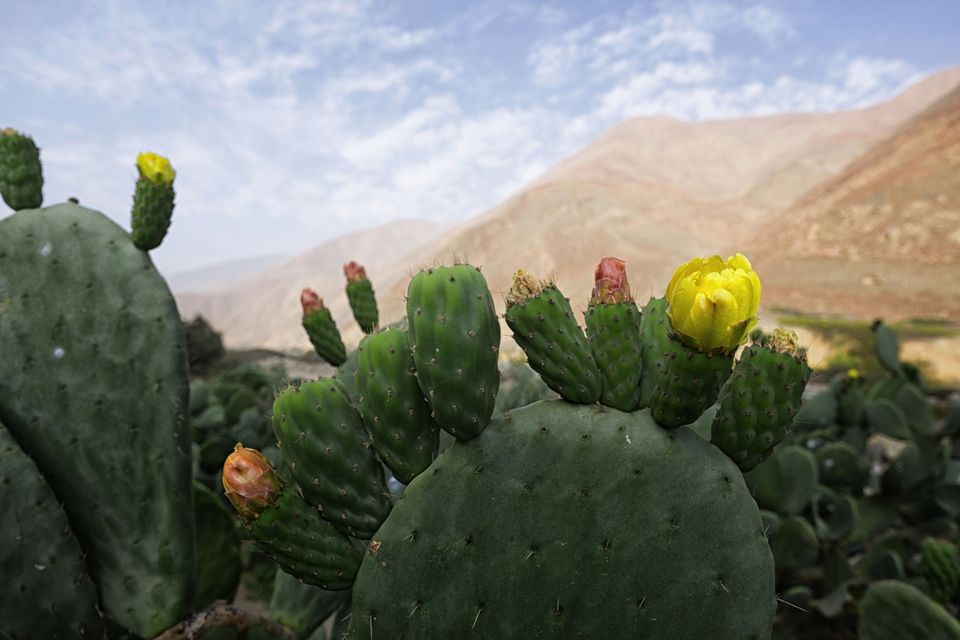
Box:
[0, 1, 938, 274]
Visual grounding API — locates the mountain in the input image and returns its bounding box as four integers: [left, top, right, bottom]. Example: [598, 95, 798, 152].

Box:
[749, 82, 960, 321]
[368, 68, 960, 330]
[167, 255, 288, 293]
[175, 219, 442, 348]
[179, 67, 960, 350]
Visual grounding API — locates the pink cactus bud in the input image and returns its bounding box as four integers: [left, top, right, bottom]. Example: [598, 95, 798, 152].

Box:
[222, 445, 280, 519]
[591, 257, 632, 305]
[343, 261, 368, 283]
[300, 288, 325, 315]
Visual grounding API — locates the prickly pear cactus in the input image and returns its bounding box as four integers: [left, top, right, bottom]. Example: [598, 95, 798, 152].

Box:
[130, 151, 176, 250]
[344, 261, 379, 334]
[0, 203, 194, 636]
[224, 254, 807, 640]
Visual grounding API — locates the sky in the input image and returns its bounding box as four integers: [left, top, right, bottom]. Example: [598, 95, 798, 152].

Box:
[2, 1, 958, 274]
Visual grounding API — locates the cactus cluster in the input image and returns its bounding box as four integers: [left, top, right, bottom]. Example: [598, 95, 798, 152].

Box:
[756, 321, 960, 638]
[223, 252, 814, 639]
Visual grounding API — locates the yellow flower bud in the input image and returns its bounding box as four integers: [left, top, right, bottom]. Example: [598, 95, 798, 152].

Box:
[847, 368, 861, 379]
[136, 151, 176, 187]
[665, 253, 761, 353]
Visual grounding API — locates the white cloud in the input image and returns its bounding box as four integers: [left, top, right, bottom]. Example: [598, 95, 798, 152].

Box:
[0, 1, 936, 274]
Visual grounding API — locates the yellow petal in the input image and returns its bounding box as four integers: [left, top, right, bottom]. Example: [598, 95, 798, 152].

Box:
[727, 252, 753, 272]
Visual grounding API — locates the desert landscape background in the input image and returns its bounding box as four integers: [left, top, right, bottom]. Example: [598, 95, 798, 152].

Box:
[176, 67, 960, 384]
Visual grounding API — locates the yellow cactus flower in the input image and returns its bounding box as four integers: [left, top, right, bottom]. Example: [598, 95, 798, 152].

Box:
[136, 151, 176, 186]
[665, 253, 761, 353]
[847, 368, 861, 379]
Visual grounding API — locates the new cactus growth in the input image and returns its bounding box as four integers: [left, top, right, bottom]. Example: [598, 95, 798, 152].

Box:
[504, 270, 601, 404]
[355, 328, 440, 484]
[223, 446, 362, 589]
[406, 264, 501, 441]
[0, 127, 43, 210]
[711, 328, 811, 471]
[344, 261, 379, 334]
[130, 151, 176, 250]
[584, 257, 643, 411]
[301, 288, 348, 366]
[272, 380, 391, 538]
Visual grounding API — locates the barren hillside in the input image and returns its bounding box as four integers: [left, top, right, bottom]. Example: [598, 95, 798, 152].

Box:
[176, 219, 441, 348]
[180, 68, 960, 351]
[749, 84, 960, 320]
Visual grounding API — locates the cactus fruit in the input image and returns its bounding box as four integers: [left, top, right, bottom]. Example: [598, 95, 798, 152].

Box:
[711, 329, 810, 471]
[0, 202, 194, 636]
[223, 446, 362, 589]
[583, 257, 643, 411]
[859, 580, 960, 640]
[0, 127, 43, 210]
[347, 401, 776, 640]
[504, 270, 601, 404]
[272, 380, 391, 538]
[922, 538, 960, 604]
[355, 328, 440, 484]
[130, 151, 176, 250]
[302, 288, 348, 366]
[406, 264, 500, 441]
[0, 421, 103, 640]
[344, 261, 379, 334]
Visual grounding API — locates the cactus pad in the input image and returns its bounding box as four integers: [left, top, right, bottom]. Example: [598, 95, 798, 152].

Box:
[584, 301, 643, 412]
[303, 307, 347, 367]
[347, 280, 379, 334]
[0, 421, 103, 640]
[406, 265, 500, 441]
[356, 328, 439, 484]
[711, 335, 810, 471]
[505, 276, 601, 404]
[348, 401, 775, 639]
[273, 379, 391, 538]
[247, 487, 363, 590]
[0, 203, 193, 636]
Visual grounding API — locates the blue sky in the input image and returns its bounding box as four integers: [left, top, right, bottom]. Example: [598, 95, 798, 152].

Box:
[2, 1, 958, 273]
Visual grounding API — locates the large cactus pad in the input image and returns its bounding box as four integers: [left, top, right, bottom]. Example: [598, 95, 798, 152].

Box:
[0, 421, 103, 640]
[348, 400, 775, 639]
[0, 203, 194, 636]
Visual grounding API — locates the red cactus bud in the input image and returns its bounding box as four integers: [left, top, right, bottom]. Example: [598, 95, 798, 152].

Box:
[300, 288, 325, 315]
[591, 257, 632, 305]
[343, 261, 368, 283]
[222, 444, 280, 519]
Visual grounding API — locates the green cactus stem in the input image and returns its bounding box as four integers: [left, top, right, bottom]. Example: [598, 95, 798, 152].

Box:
[710, 329, 810, 471]
[406, 264, 500, 441]
[584, 257, 643, 412]
[355, 328, 439, 484]
[130, 151, 176, 250]
[301, 288, 347, 366]
[272, 380, 391, 538]
[504, 270, 600, 404]
[223, 445, 362, 590]
[344, 261, 379, 334]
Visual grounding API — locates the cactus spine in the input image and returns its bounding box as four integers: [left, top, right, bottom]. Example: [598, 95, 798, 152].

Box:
[504, 270, 601, 404]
